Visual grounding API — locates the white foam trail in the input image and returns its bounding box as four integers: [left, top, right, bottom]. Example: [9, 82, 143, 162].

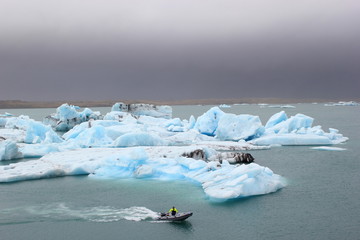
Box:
[0, 204, 159, 224]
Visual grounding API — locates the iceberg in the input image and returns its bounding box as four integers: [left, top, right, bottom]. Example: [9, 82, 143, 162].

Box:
[268, 105, 296, 108]
[0, 104, 351, 201]
[219, 104, 231, 108]
[0, 140, 23, 161]
[43, 103, 102, 131]
[215, 113, 264, 141]
[0, 147, 287, 201]
[311, 146, 347, 151]
[4, 115, 63, 144]
[264, 111, 288, 129]
[194, 107, 225, 136]
[111, 102, 172, 119]
[250, 112, 348, 146]
[103, 111, 137, 123]
[113, 132, 166, 147]
[324, 101, 359, 106]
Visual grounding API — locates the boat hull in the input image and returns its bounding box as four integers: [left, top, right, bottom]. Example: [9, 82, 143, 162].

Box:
[157, 212, 193, 221]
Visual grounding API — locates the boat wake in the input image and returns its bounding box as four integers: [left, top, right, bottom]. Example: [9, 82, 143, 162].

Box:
[0, 203, 159, 224]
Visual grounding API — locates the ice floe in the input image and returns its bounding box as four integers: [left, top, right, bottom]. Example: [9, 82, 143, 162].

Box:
[311, 146, 347, 151]
[0, 140, 23, 161]
[43, 103, 102, 131]
[0, 147, 286, 201]
[324, 101, 359, 106]
[111, 102, 172, 119]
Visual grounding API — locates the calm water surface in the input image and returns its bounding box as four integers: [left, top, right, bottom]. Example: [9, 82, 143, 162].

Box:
[0, 104, 359, 240]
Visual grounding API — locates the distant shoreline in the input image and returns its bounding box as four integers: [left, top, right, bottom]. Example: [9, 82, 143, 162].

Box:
[0, 98, 358, 109]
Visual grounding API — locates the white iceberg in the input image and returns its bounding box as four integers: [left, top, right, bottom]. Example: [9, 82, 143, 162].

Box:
[111, 103, 172, 119]
[268, 105, 296, 108]
[4, 115, 63, 144]
[0, 147, 287, 201]
[250, 112, 348, 146]
[219, 104, 231, 108]
[103, 111, 137, 123]
[324, 101, 359, 106]
[113, 132, 166, 147]
[43, 103, 102, 131]
[0, 140, 23, 161]
[215, 113, 264, 141]
[0, 105, 352, 201]
[194, 107, 225, 136]
[311, 146, 347, 151]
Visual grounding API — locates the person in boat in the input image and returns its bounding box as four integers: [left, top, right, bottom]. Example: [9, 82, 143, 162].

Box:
[168, 206, 178, 216]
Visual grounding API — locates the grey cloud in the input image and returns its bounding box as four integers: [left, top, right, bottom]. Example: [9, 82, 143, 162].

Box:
[0, 0, 359, 101]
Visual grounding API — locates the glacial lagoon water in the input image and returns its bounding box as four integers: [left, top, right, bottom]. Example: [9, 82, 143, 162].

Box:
[0, 103, 359, 240]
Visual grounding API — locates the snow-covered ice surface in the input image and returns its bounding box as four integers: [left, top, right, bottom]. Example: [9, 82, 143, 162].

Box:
[0, 104, 350, 201]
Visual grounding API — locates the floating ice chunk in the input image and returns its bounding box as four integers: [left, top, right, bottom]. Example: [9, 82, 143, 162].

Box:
[4, 115, 63, 144]
[0, 140, 23, 160]
[165, 118, 186, 132]
[68, 125, 114, 147]
[25, 121, 63, 144]
[113, 132, 166, 147]
[324, 101, 359, 106]
[266, 113, 313, 134]
[187, 115, 196, 130]
[265, 111, 288, 129]
[111, 103, 172, 119]
[202, 163, 285, 201]
[103, 111, 137, 123]
[0, 118, 7, 128]
[311, 146, 347, 151]
[268, 105, 296, 108]
[43, 104, 102, 131]
[194, 107, 225, 136]
[63, 120, 124, 140]
[215, 113, 264, 141]
[0, 147, 286, 202]
[219, 104, 231, 108]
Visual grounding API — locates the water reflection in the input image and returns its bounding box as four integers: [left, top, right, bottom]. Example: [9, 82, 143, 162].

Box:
[169, 221, 194, 233]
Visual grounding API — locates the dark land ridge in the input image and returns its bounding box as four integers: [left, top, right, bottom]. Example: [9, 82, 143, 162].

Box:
[0, 98, 358, 109]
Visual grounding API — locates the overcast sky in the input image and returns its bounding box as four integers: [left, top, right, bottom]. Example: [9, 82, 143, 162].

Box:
[0, 0, 359, 101]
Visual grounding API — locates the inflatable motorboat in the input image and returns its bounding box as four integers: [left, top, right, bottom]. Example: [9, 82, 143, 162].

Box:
[157, 212, 193, 221]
